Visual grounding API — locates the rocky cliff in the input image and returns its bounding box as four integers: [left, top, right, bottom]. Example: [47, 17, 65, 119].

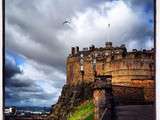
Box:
[47, 82, 93, 120]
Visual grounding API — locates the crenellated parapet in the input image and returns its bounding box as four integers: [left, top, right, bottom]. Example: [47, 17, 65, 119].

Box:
[68, 43, 154, 62]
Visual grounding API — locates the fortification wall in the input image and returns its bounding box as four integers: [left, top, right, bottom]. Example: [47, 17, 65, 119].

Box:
[66, 43, 155, 89]
[112, 85, 145, 104]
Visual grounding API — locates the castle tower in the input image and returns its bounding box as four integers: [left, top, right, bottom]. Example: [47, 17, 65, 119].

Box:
[93, 75, 113, 120]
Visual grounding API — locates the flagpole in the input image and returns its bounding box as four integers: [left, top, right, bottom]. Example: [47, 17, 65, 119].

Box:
[108, 24, 110, 42]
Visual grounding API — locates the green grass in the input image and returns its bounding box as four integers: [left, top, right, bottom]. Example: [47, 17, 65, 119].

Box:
[84, 113, 94, 120]
[67, 100, 94, 120]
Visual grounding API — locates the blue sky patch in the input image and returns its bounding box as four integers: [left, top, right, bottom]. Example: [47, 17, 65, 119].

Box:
[6, 49, 25, 66]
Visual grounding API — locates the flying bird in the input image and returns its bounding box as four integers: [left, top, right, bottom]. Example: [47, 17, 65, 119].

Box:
[62, 18, 71, 25]
[62, 20, 70, 25]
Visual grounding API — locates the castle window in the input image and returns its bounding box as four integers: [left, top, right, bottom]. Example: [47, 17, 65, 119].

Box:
[111, 55, 114, 60]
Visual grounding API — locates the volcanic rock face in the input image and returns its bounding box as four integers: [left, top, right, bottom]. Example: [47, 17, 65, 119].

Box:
[48, 82, 93, 120]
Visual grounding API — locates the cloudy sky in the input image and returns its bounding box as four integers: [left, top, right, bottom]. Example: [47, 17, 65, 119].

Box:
[5, 0, 154, 107]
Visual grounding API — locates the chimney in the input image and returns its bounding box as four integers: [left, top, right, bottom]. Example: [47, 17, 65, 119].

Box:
[105, 42, 112, 48]
[71, 47, 75, 55]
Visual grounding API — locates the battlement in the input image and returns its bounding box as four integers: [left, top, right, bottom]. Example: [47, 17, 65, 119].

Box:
[68, 42, 154, 62]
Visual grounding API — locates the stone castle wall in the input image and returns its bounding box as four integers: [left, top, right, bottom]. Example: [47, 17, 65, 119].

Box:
[66, 42, 155, 89]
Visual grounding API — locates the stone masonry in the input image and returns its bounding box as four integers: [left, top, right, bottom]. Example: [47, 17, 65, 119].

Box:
[66, 42, 155, 102]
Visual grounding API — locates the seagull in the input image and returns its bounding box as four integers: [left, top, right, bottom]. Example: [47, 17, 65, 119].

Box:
[63, 20, 70, 25]
[62, 18, 71, 25]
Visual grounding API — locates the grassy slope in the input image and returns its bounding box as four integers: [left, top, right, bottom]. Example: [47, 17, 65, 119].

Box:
[67, 100, 94, 120]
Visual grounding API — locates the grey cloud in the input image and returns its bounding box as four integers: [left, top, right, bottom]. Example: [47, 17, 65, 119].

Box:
[5, 87, 59, 106]
[5, 78, 57, 106]
[6, 78, 33, 88]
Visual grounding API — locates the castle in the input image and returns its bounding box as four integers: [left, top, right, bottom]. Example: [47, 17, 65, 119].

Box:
[48, 42, 155, 120]
[66, 42, 154, 101]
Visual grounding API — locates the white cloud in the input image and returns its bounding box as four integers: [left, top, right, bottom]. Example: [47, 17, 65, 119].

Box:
[58, 0, 153, 51]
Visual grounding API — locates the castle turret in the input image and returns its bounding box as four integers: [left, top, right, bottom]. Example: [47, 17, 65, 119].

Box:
[93, 75, 113, 120]
[71, 47, 75, 55]
[76, 46, 79, 53]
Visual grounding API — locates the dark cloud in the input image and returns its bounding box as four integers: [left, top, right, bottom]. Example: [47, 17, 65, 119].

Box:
[5, 85, 55, 106]
[5, 78, 32, 88]
[5, 76, 58, 106]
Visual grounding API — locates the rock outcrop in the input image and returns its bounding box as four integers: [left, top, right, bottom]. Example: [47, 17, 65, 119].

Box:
[47, 82, 93, 120]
